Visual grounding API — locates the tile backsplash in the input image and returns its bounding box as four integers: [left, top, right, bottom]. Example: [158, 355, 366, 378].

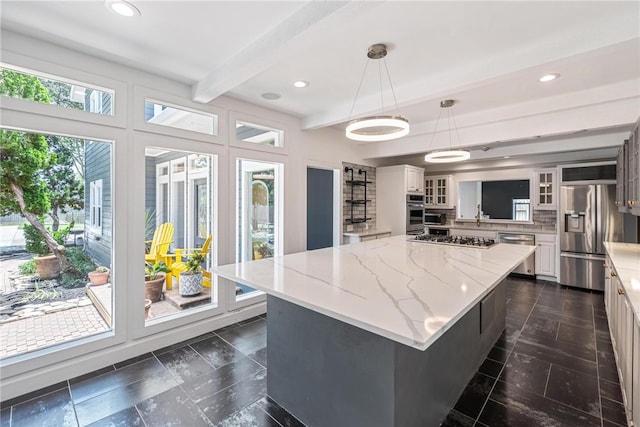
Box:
[427, 207, 557, 232]
[343, 162, 376, 233]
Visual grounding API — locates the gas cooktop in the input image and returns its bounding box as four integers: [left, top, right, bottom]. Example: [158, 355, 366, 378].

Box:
[409, 234, 497, 249]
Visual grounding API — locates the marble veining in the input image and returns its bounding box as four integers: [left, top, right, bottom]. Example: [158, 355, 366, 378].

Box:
[215, 235, 535, 350]
[604, 242, 640, 325]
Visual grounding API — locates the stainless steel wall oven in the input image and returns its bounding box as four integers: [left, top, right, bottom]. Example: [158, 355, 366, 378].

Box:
[406, 194, 425, 234]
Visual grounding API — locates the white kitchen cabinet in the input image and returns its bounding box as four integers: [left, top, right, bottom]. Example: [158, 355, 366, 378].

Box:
[604, 257, 613, 315]
[629, 119, 640, 215]
[607, 265, 635, 425]
[406, 166, 424, 194]
[377, 165, 425, 236]
[633, 319, 639, 427]
[617, 117, 640, 215]
[425, 175, 453, 208]
[533, 168, 557, 210]
[616, 141, 628, 213]
[534, 234, 556, 278]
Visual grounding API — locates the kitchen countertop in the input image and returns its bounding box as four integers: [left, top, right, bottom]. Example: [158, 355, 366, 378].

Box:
[215, 235, 535, 350]
[604, 242, 640, 325]
[342, 228, 391, 237]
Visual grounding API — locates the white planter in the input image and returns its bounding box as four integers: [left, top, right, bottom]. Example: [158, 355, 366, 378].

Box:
[179, 271, 203, 296]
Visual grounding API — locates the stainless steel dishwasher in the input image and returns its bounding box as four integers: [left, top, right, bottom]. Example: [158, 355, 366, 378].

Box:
[498, 233, 535, 277]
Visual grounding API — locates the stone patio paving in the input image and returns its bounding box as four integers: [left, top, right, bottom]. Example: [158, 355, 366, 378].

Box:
[0, 253, 109, 359]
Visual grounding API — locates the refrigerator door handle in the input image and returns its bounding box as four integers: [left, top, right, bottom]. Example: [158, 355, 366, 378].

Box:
[560, 252, 606, 261]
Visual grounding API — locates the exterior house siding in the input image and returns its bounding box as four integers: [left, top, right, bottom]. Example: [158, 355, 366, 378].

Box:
[84, 141, 112, 268]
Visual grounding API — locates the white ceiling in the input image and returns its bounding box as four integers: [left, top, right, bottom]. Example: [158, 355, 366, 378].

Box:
[1, 1, 639, 166]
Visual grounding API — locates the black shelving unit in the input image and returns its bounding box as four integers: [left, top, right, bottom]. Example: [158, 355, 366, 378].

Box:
[344, 166, 371, 224]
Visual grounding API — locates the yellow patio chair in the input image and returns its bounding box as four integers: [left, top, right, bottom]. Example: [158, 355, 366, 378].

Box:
[166, 235, 212, 290]
[145, 222, 174, 266]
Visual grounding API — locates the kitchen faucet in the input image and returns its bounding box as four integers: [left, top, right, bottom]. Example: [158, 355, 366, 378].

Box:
[475, 204, 481, 227]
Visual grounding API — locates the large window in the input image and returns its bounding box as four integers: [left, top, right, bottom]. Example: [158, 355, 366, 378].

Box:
[235, 159, 282, 299]
[144, 100, 218, 136]
[236, 121, 283, 147]
[145, 148, 217, 323]
[0, 129, 113, 359]
[0, 67, 114, 116]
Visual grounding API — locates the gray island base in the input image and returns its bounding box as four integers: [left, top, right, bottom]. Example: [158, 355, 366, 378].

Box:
[267, 280, 506, 427]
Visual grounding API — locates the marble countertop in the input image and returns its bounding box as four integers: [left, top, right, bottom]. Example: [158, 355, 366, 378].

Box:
[604, 242, 640, 325]
[215, 235, 535, 350]
[342, 228, 391, 237]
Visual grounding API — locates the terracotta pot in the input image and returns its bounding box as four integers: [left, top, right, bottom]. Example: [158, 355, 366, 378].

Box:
[145, 274, 165, 302]
[144, 299, 152, 319]
[88, 270, 109, 286]
[34, 254, 61, 280]
[179, 271, 202, 296]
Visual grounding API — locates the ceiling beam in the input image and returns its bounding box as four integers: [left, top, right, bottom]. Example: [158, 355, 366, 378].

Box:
[192, 1, 383, 103]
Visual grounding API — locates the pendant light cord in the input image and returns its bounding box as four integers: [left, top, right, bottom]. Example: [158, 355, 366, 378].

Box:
[347, 58, 370, 122]
[347, 54, 402, 121]
[426, 106, 445, 152]
[382, 58, 402, 116]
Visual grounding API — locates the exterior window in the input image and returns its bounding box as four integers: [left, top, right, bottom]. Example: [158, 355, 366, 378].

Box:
[236, 159, 282, 299]
[0, 67, 114, 116]
[144, 100, 218, 136]
[89, 179, 103, 233]
[236, 121, 283, 147]
[147, 149, 217, 323]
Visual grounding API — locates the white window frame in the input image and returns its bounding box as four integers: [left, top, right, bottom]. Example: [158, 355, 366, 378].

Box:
[229, 111, 289, 155]
[89, 90, 103, 114]
[89, 179, 103, 235]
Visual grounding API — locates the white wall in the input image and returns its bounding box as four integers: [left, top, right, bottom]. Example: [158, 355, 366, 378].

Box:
[0, 30, 372, 399]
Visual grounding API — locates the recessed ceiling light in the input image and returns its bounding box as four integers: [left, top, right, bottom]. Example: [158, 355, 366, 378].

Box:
[293, 80, 309, 88]
[539, 73, 560, 82]
[503, 156, 511, 159]
[261, 93, 281, 100]
[105, 0, 140, 17]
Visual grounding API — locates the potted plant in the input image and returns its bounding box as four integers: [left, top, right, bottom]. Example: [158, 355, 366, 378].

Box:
[24, 222, 72, 280]
[88, 266, 110, 286]
[179, 252, 205, 297]
[256, 242, 273, 259]
[145, 261, 171, 302]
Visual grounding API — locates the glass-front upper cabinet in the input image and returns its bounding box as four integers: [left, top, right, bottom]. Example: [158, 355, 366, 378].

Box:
[425, 175, 453, 208]
[534, 168, 557, 210]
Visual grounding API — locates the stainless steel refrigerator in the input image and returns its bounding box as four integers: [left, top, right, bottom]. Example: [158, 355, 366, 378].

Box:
[560, 184, 624, 290]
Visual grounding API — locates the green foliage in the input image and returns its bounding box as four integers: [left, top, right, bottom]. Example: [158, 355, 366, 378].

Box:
[18, 259, 37, 275]
[145, 261, 171, 280]
[0, 68, 51, 104]
[144, 208, 156, 241]
[23, 220, 73, 256]
[184, 252, 205, 273]
[59, 248, 99, 288]
[21, 283, 60, 303]
[44, 136, 84, 230]
[0, 130, 51, 216]
[66, 248, 98, 274]
[256, 242, 274, 258]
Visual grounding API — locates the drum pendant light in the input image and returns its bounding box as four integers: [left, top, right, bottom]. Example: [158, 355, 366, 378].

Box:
[345, 44, 409, 142]
[424, 100, 470, 163]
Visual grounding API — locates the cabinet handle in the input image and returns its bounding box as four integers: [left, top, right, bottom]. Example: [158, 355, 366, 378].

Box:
[618, 288, 625, 296]
[615, 200, 620, 206]
[611, 271, 617, 277]
[603, 263, 607, 268]
[605, 276, 610, 279]
[629, 200, 636, 207]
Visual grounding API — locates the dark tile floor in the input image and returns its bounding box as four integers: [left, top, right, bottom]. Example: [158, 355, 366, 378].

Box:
[0, 277, 629, 426]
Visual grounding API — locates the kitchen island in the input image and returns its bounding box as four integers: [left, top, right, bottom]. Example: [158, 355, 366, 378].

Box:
[215, 235, 535, 426]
